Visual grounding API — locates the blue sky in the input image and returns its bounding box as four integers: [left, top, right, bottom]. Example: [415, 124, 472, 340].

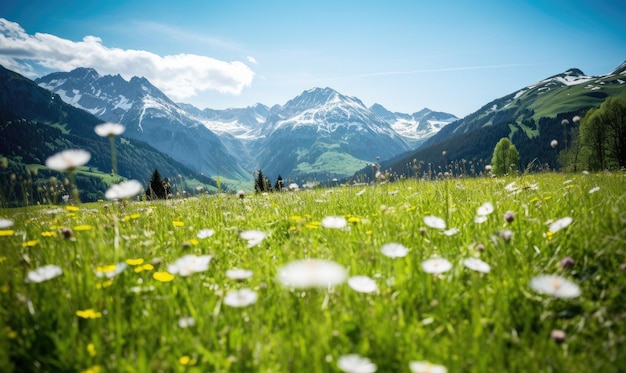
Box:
[1, 0, 625, 117]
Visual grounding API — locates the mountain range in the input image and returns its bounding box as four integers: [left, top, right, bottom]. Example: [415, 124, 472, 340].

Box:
[35, 69, 458, 183]
[2, 59, 624, 202]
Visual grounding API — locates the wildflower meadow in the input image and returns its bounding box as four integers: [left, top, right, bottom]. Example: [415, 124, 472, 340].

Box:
[1, 172, 625, 372]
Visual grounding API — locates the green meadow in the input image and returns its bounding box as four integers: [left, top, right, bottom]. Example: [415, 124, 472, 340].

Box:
[1, 172, 625, 372]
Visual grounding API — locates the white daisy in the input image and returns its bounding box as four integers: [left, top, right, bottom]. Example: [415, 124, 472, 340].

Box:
[224, 288, 258, 308]
[45, 149, 91, 172]
[474, 215, 487, 224]
[442, 228, 459, 236]
[0, 218, 13, 229]
[588, 186, 600, 194]
[381, 243, 409, 258]
[321, 216, 348, 229]
[347, 276, 378, 294]
[225, 268, 253, 281]
[529, 274, 581, 298]
[277, 259, 347, 289]
[177, 316, 196, 328]
[288, 183, 299, 191]
[94, 122, 125, 137]
[197, 228, 215, 239]
[337, 354, 377, 373]
[409, 361, 448, 373]
[25, 264, 63, 283]
[239, 230, 266, 247]
[504, 181, 518, 192]
[421, 258, 452, 274]
[423, 215, 446, 230]
[548, 217, 573, 233]
[463, 258, 491, 273]
[167, 254, 212, 277]
[105, 180, 143, 200]
[476, 202, 494, 216]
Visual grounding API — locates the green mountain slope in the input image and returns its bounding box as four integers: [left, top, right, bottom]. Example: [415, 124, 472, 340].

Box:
[369, 62, 626, 180]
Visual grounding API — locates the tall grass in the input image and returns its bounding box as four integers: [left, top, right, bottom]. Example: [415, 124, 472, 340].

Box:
[1, 172, 625, 372]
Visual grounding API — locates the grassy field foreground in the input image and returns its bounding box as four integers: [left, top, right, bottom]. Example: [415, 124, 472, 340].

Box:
[1, 172, 625, 372]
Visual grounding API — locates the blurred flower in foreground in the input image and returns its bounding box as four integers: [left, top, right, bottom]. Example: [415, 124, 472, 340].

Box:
[224, 288, 258, 307]
[45, 149, 91, 172]
[551, 329, 567, 343]
[105, 180, 143, 200]
[410, 361, 447, 373]
[321, 216, 348, 229]
[550, 139, 558, 149]
[529, 274, 581, 298]
[277, 259, 347, 289]
[423, 215, 446, 230]
[548, 217, 573, 233]
[167, 254, 212, 277]
[197, 228, 215, 239]
[347, 276, 378, 294]
[588, 186, 600, 194]
[422, 258, 452, 274]
[476, 202, 494, 216]
[239, 230, 266, 247]
[463, 258, 491, 273]
[381, 243, 409, 258]
[94, 122, 125, 137]
[25, 264, 63, 283]
[337, 353, 377, 373]
[178, 316, 195, 328]
[0, 218, 13, 229]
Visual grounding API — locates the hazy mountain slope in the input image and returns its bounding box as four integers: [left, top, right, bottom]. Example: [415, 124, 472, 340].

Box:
[0, 65, 220, 203]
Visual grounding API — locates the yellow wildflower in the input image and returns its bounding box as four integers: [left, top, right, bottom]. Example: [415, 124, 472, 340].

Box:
[288, 226, 297, 232]
[66, 206, 80, 212]
[189, 238, 199, 246]
[153, 271, 175, 282]
[65, 213, 76, 218]
[543, 196, 552, 201]
[96, 280, 113, 289]
[529, 197, 540, 203]
[179, 356, 197, 366]
[22, 240, 39, 248]
[126, 258, 144, 266]
[290, 215, 303, 221]
[348, 216, 361, 224]
[74, 225, 93, 231]
[0, 230, 14, 237]
[173, 221, 184, 227]
[76, 309, 103, 319]
[81, 365, 102, 373]
[95, 265, 117, 273]
[4, 327, 17, 339]
[87, 343, 97, 357]
[41, 231, 58, 237]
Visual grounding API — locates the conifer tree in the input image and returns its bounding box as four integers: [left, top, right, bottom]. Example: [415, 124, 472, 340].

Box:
[148, 169, 167, 199]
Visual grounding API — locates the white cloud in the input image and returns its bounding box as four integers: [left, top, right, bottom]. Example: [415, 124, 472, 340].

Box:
[247, 56, 258, 64]
[0, 18, 255, 100]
